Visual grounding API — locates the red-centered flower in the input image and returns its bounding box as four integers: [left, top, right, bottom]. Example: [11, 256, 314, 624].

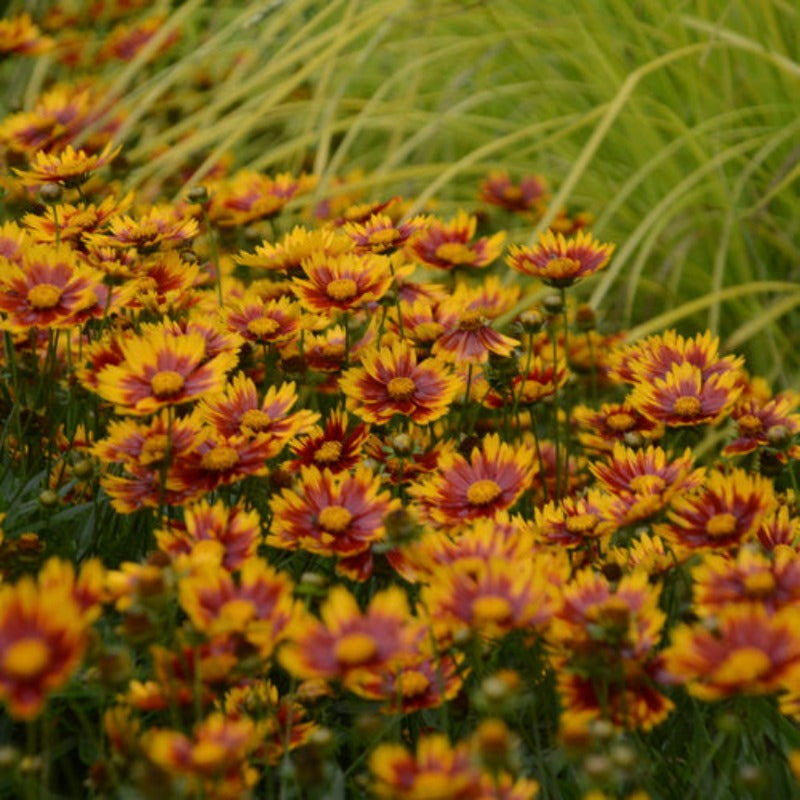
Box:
[364, 427, 456, 486]
[279, 585, 419, 685]
[478, 170, 549, 214]
[92, 322, 239, 415]
[0, 561, 89, 720]
[484, 353, 569, 408]
[759, 505, 800, 551]
[13, 142, 120, 187]
[156, 500, 262, 570]
[288, 407, 369, 474]
[407, 209, 505, 270]
[268, 467, 399, 579]
[0, 244, 103, 331]
[339, 341, 461, 425]
[654, 468, 776, 553]
[86, 205, 199, 252]
[692, 546, 800, 617]
[432, 307, 519, 365]
[724, 391, 800, 458]
[506, 229, 614, 287]
[590, 444, 705, 525]
[408, 434, 534, 527]
[224, 293, 304, 346]
[291, 250, 392, 315]
[572, 401, 664, 454]
[344, 212, 429, 254]
[608, 532, 674, 578]
[0, 13, 54, 56]
[533, 490, 622, 549]
[661, 605, 800, 700]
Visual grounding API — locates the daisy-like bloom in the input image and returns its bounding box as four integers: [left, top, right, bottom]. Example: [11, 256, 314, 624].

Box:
[178, 557, 301, 658]
[484, 353, 568, 408]
[533, 490, 622, 549]
[571, 401, 664, 454]
[0, 244, 104, 331]
[0, 13, 54, 56]
[408, 434, 535, 527]
[344, 212, 430, 254]
[421, 554, 565, 643]
[279, 585, 420, 687]
[692, 545, 800, 617]
[86, 205, 199, 252]
[654, 468, 776, 552]
[661, 605, 800, 700]
[407, 209, 505, 270]
[758, 504, 800, 551]
[156, 499, 262, 570]
[0, 560, 90, 720]
[23, 193, 134, 245]
[13, 142, 120, 188]
[478, 170, 549, 214]
[506, 230, 614, 287]
[197, 373, 318, 446]
[391, 299, 446, 348]
[723, 391, 800, 458]
[291, 250, 392, 315]
[365, 427, 456, 487]
[590, 444, 705, 526]
[268, 466, 399, 580]
[92, 321, 239, 415]
[432, 305, 520, 366]
[288, 407, 369, 474]
[339, 341, 461, 425]
[207, 169, 317, 227]
[234, 225, 353, 276]
[608, 532, 674, 578]
[224, 293, 304, 346]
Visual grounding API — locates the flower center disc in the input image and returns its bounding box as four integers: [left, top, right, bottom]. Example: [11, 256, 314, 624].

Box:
[466, 479, 503, 506]
[326, 278, 358, 301]
[3, 637, 50, 678]
[387, 376, 416, 401]
[241, 408, 272, 431]
[472, 595, 512, 623]
[743, 571, 776, 597]
[458, 310, 486, 332]
[435, 241, 474, 264]
[543, 256, 580, 280]
[141, 434, 170, 466]
[334, 631, 377, 665]
[150, 370, 185, 397]
[706, 512, 737, 538]
[200, 446, 240, 471]
[314, 440, 343, 464]
[737, 414, 764, 436]
[565, 512, 598, 534]
[716, 647, 772, 685]
[606, 412, 635, 432]
[27, 283, 63, 309]
[397, 669, 430, 697]
[318, 504, 353, 533]
[629, 474, 666, 495]
[247, 317, 280, 338]
[673, 396, 702, 418]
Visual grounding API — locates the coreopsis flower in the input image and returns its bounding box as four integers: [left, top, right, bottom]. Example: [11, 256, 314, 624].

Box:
[479, 170, 549, 214]
[506, 230, 614, 287]
[92, 321, 239, 415]
[224, 293, 304, 346]
[661, 605, 800, 700]
[23, 193, 134, 245]
[156, 499, 262, 570]
[432, 306, 519, 365]
[407, 209, 505, 270]
[692, 545, 800, 617]
[344, 213, 430, 254]
[0, 560, 90, 720]
[608, 532, 673, 578]
[758, 505, 800, 551]
[654, 468, 776, 552]
[590, 444, 705, 525]
[13, 142, 120, 188]
[365, 426, 456, 486]
[723, 391, 800, 458]
[571, 401, 664, 454]
[288, 407, 369, 474]
[234, 225, 353, 275]
[178, 557, 301, 657]
[533, 490, 622, 549]
[0, 221, 30, 262]
[197, 373, 318, 446]
[87, 205, 199, 252]
[0, 13, 54, 56]
[291, 250, 392, 315]
[483, 352, 568, 408]
[410, 435, 535, 527]
[268, 466, 399, 580]
[0, 244, 104, 331]
[339, 341, 461, 425]
[279, 585, 420, 686]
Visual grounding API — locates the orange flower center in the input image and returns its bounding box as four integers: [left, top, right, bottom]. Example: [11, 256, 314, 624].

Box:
[544, 256, 580, 278]
[314, 440, 343, 464]
[458, 310, 486, 331]
[466, 479, 503, 506]
[3, 637, 50, 678]
[606, 412, 635, 432]
[716, 647, 772, 685]
[368, 228, 398, 246]
[672, 396, 702, 418]
[396, 669, 430, 697]
[737, 414, 763, 437]
[318, 505, 353, 533]
[241, 408, 272, 431]
[150, 370, 185, 397]
[629, 474, 666, 494]
[435, 241, 474, 264]
[705, 512, 737, 538]
[326, 278, 358, 301]
[565, 513, 598, 533]
[140, 434, 169, 465]
[247, 317, 280, 338]
[743, 571, 776, 597]
[27, 283, 63, 310]
[200, 446, 240, 471]
[472, 595, 512, 623]
[387, 376, 416, 401]
[334, 631, 377, 665]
